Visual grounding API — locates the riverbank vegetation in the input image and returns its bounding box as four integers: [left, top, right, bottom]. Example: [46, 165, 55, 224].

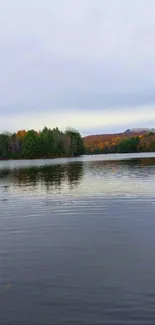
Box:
[0, 127, 155, 160]
[0, 127, 84, 159]
[84, 132, 155, 154]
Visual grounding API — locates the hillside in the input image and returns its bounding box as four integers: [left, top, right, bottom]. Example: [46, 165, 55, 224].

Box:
[124, 128, 155, 135]
[83, 128, 155, 154]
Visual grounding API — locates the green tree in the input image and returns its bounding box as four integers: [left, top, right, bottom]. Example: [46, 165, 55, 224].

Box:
[150, 141, 155, 152]
[65, 129, 84, 156]
[0, 134, 9, 159]
[22, 130, 40, 158]
[118, 136, 140, 153]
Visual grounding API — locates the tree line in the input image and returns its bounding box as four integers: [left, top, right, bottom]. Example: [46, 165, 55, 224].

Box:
[1, 127, 155, 160]
[0, 127, 84, 159]
[84, 132, 155, 154]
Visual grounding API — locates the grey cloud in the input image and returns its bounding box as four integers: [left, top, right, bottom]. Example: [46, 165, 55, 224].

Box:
[1, 91, 155, 116]
[0, 0, 155, 129]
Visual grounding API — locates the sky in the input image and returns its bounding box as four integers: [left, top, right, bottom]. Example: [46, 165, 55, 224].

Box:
[0, 0, 155, 136]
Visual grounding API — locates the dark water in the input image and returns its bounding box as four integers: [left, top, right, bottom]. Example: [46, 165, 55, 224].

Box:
[0, 153, 155, 324]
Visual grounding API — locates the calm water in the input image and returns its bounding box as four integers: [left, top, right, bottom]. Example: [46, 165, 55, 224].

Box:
[0, 153, 155, 324]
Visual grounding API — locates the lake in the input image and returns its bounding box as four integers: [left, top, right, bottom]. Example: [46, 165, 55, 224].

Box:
[0, 153, 155, 324]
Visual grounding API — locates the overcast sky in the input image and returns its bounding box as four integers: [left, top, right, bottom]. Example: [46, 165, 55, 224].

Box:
[0, 0, 155, 135]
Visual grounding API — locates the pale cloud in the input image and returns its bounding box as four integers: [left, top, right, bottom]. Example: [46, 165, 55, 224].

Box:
[1, 104, 154, 136]
[0, 0, 155, 134]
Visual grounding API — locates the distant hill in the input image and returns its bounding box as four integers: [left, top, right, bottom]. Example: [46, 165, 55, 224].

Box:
[83, 127, 155, 154]
[83, 127, 155, 142]
[124, 128, 155, 135]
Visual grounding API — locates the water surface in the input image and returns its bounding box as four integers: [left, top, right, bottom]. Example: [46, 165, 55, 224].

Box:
[0, 153, 155, 324]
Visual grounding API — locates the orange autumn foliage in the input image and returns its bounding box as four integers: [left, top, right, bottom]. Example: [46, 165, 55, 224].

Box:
[83, 131, 155, 153]
[17, 130, 27, 138]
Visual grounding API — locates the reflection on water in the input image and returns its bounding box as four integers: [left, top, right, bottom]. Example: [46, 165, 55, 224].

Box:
[0, 154, 155, 325]
[0, 163, 84, 193]
[0, 156, 155, 197]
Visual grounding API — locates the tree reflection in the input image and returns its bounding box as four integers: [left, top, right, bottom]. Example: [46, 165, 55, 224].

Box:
[67, 163, 84, 189]
[86, 157, 155, 172]
[82, 157, 155, 184]
[0, 157, 155, 194]
[0, 162, 84, 193]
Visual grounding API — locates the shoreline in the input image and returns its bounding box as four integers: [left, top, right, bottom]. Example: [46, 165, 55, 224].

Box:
[0, 155, 80, 161]
[1, 151, 155, 162]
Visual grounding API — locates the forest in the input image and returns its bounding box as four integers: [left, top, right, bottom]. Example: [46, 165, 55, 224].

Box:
[0, 127, 155, 160]
[84, 131, 155, 154]
[0, 127, 84, 159]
